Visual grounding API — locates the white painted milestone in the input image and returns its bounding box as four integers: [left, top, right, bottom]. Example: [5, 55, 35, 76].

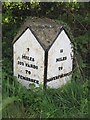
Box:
[13, 28, 45, 88]
[47, 29, 73, 88]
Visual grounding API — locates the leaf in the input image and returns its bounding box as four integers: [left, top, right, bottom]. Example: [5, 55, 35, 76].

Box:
[0, 96, 17, 112]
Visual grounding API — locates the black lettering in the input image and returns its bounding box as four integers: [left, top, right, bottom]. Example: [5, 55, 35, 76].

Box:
[18, 74, 23, 79]
[18, 74, 20, 78]
[27, 56, 29, 60]
[60, 49, 63, 53]
[26, 63, 28, 67]
[25, 63, 38, 70]
[32, 58, 34, 62]
[56, 76, 59, 79]
[47, 71, 72, 82]
[36, 80, 39, 84]
[63, 57, 67, 60]
[18, 61, 24, 66]
[60, 74, 64, 78]
[30, 79, 33, 82]
[22, 55, 26, 59]
[27, 48, 29, 51]
[58, 67, 63, 70]
[17, 74, 39, 84]
[33, 79, 37, 83]
[22, 55, 34, 62]
[27, 77, 30, 81]
[56, 56, 67, 62]
[25, 70, 31, 75]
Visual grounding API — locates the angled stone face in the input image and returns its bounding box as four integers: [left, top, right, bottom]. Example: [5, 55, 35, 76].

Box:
[13, 17, 74, 89]
[13, 17, 61, 49]
[47, 29, 73, 88]
[13, 28, 45, 88]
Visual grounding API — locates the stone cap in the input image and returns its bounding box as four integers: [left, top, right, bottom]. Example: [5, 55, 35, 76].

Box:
[13, 17, 65, 49]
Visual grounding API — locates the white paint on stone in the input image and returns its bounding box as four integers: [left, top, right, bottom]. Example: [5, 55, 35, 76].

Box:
[13, 28, 45, 88]
[13, 27, 73, 89]
[47, 30, 73, 88]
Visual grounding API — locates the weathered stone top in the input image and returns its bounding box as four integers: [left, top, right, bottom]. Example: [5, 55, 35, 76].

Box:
[13, 17, 62, 49]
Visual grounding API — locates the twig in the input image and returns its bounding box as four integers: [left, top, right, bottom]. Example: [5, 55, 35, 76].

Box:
[74, 52, 85, 81]
[66, 10, 88, 31]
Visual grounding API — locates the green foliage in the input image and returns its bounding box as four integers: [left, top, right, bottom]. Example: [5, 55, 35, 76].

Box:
[2, 2, 89, 118]
[2, 74, 88, 118]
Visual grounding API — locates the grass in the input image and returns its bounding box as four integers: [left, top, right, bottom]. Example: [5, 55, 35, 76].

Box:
[2, 72, 89, 118]
[2, 2, 89, 119]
